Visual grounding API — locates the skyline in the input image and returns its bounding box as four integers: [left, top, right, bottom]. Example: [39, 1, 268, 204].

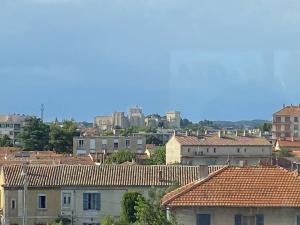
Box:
[1, 0, 300, 121]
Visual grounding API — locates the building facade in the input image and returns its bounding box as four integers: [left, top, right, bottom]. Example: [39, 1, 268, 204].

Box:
[0, 114, 29, 145]
[166, 111, 181, 129]
[162, 166, 300, 225]
[128, 106, 145, 128]
[272, 104, 300, 139]
[0, 164, 213, 225]
[166, 133, 272, 166]
[73, 135, 147, 157]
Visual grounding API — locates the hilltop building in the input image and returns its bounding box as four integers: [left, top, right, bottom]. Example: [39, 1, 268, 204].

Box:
[128, 106, 145, 128]
[166, 111, 181, 129]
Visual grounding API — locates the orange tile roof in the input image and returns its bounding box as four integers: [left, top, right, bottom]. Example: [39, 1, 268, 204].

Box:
[274, 105, 300, 116]
[2, 165, 207, 188]
[175, 134, 271, 146]
[162, 166, 300, 208]
[277, 139, 300, 148]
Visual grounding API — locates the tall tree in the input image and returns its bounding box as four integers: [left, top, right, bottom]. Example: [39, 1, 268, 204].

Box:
[18, 117, 50, 150]
[120, 192, 143, 223]
[0, 135, 12, 147]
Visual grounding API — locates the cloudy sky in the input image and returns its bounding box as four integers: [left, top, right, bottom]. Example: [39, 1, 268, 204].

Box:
[1, 0, 300, 121]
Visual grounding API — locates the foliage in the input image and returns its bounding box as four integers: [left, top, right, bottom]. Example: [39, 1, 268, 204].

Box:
[121, 192, 143, 223]
[102, 216, 123, 225]
[274, 148, 295, 157]
[0, 135, 12, 147]
[49, 120, 79, 153]
[18, 117, 50, 150]
[260, 123, 272, 132]
[104, 149, 136, 164]
[146, 135, 163, 145]
[144, 146, 166, 165]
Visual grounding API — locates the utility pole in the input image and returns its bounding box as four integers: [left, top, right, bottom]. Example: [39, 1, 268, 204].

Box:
[21, 164, 28, 225]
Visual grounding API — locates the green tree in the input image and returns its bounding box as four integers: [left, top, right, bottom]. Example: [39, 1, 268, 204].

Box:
[0, 135, 12, 147]
[49, 120, 79, 153]
[146, 135, 163, 145]
[145, 146, 166, 165]
[260, 123, 272, 132]
[18, 117, 50, 150]
[274, 148, 295, 157]
[104, 149, 136, 164]
[101, 216, 121, 225]
[121, 192, 143, 223]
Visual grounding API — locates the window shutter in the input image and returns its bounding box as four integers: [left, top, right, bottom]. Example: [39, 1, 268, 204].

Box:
[256, 215, 264, 225]
[83, 193, 89, 210]
[297, 216, 300, 225]
[96, 193, 101, 210]
[235, 215, 242, 225]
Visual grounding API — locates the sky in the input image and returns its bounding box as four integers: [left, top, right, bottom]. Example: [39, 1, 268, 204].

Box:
[1, 0, 300, 122]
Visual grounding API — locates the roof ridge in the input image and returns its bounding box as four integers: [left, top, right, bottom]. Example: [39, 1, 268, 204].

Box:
[162, 165, 229, 206]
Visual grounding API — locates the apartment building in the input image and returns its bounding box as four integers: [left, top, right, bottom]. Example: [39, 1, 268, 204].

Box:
[166, 111, 181, 129]
[162, 165, 300, 225]
[0, 164, 218, 225]
[73, 135, 146, 157]
[166, 132, 272, 166]
[0, 114, 29, 145]
[272, 104, 300, 139]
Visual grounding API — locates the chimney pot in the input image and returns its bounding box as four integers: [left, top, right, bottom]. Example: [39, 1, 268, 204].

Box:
[218, 131, 222, 138]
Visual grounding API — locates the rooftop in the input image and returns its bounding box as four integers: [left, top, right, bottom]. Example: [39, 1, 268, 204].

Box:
[174, 134, 271, 146]
[162, 166, 300, 208]
[274, 105, 300, 116]
[1, 165, 223, 188]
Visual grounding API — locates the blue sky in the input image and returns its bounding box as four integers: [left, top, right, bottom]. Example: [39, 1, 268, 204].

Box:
[1, 0, 300, 122]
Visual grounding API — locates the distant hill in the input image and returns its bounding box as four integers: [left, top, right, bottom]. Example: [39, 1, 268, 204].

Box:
[210, 120, 271, 129]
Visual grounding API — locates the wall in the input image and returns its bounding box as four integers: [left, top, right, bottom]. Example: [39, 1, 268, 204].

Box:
[166, 136, 182, 164]
[171, 206, 300, 225]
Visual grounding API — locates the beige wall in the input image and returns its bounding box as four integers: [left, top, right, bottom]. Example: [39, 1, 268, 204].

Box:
[166, 136, 182, 164]
[2, 186, 160, 225]
[170, 206, 300, 225]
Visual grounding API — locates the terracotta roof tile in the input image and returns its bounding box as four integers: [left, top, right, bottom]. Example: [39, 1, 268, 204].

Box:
[162, 166, 300, 208]
[2, 165, 215, 188]
[175, 134, 271, 146]
[277, 139, 300, 148]
[274, 106, 300, 116]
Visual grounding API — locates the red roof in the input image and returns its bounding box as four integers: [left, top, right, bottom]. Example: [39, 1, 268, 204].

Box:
[277, 139, 300, 148]
[162, 166, 300, 208]
[274, 105, 300, 116]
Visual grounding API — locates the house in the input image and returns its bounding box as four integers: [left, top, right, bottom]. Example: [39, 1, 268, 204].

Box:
[73, 135, 146, 159]
[272, 104, 300, 139]
[0, 164, 222, 225]
[0, 114, 30, 145]
[162, 165, 300, 225]
[166, 132, 272, 166]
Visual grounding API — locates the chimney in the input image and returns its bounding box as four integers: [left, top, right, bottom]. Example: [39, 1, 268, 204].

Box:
[173, 130, 176, 136]
[243, 130, 246, 137]
[235, 130, 238, 136]
[196, 130, 199, 137]
[292, 135, 294, 142]
[218, 130, 222, 138]
[239, 160, 247, 167]
[259, 129, 262, 137]
[204, 130, 208, 135]
[198, 165, 209, 179]
[185, 131, 188, 136]
[297, 163, 300, 175]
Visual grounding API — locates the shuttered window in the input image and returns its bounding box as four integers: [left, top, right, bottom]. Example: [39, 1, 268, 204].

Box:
[297, 216, 300, 225]
[83, 193, 100, 210]
[235, 215, 242, 225]
[256, 215, 264, 225]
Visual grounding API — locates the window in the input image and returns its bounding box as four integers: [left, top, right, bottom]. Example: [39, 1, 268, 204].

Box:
[297, 215, 300, 225]
[244, 148, 247, 152]
[126, 139, 130, 148]
[137, 139, 143, 145]
[62, 193, 71, 208]
[113, 139, 119, 149]
[11, 199, 16, 209]
[38, 194, 46, 209]
[235, 214, 264, 225]
[206, 148, 209, 153]
[213, 148, 216, 153]
[197, 214, 211, 225]
[78, 139, 85, 148]
[90, 139, 96, 150]
[285, 116, 290, 122]
[295, 125, 299, 130]
[187, 148, 190, 152]
[295, 117, 299, 123]
[83, 193, 100, 210]
[237, 148, 240, 153]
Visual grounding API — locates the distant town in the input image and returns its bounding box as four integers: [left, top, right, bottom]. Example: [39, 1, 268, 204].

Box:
[0, 104, 300, 225]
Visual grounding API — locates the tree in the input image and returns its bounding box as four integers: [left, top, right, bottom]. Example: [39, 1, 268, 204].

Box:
[0, 135, 12, 147]
[274, 148, 295, 157]
[104, 149, 136, 164]
[260, 123, 272, 132]
[49, 120, 79, 153]
[146, 135, 163, 145]
[101, 216, 121, 225]
[18, 117, 50, 150]
[121, 192, 143, 223]
[145, 146, 166, 165]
